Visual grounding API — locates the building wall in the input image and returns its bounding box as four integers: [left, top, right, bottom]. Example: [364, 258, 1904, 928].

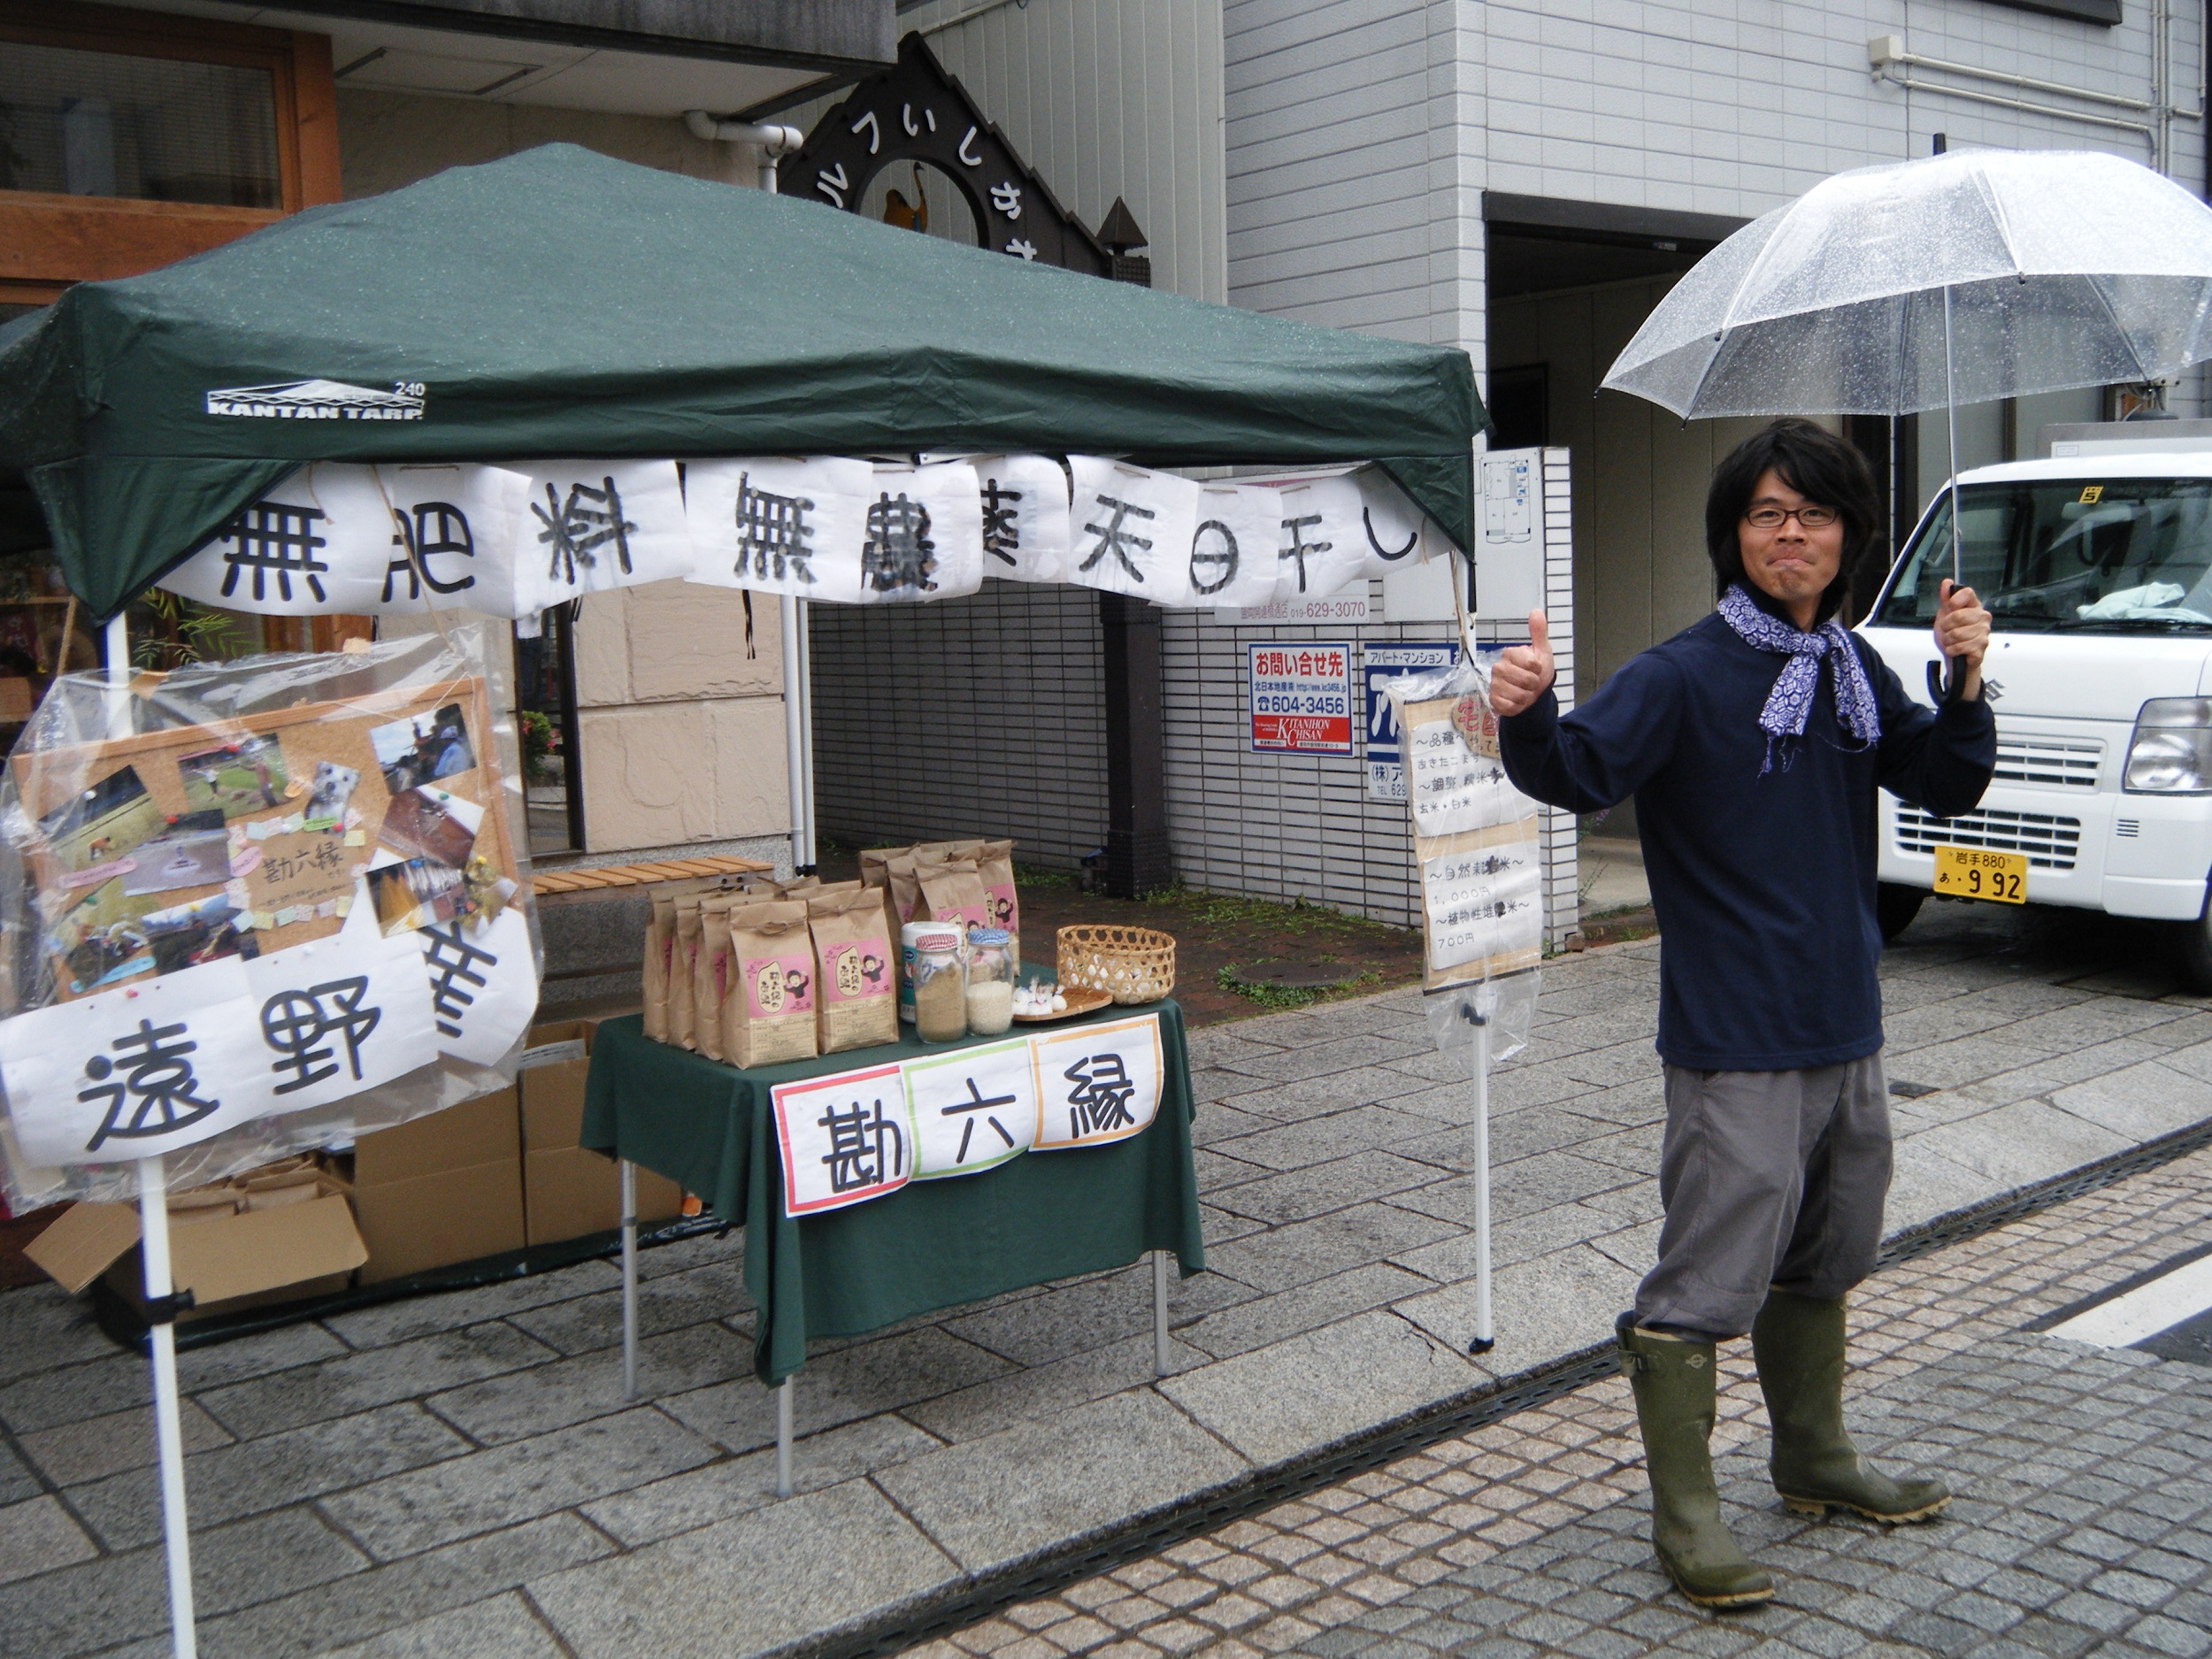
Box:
[809, 0, 1230, 303]
[810, 581, 1109, 869]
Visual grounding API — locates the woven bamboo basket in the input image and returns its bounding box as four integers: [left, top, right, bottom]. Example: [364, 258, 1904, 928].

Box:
[1056, 924, 1178, 1005]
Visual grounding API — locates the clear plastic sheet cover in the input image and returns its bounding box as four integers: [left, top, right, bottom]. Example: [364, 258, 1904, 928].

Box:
[0, 625, 539, 1210]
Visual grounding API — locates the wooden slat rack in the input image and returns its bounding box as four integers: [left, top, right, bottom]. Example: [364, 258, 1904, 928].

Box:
[530, 853, 772, 897]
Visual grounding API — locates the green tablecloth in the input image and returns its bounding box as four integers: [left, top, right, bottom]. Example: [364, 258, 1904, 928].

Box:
[580, 1001, 1204, 1385]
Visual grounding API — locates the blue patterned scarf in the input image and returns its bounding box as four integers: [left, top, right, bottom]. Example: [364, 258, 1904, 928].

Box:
[1717, 584, 1881, 775]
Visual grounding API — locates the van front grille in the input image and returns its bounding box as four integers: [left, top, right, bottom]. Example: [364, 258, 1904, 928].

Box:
[1992, 736, 2101, 790]
[1895, 806, 2081, 870]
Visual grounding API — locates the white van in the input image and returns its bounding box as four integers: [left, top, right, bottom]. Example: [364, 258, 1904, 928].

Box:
[1860, 430, 2212, 989]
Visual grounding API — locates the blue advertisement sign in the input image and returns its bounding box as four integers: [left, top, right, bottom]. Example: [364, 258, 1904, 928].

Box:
[1363, 642, 1461, 800]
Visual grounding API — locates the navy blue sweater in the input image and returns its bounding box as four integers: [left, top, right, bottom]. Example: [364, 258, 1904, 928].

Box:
[1499, 612, 1995, 1071]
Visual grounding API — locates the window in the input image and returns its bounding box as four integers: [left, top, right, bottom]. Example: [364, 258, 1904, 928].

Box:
[0, 1, 338, 307]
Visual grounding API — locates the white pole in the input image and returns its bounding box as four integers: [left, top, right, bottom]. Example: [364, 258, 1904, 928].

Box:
[1152, 1249, 1171, 1377]
[779, 595, 805, 874]
[1469, 1005, 1494, 1356]
[795, 597, 817, 872]
[619, 1160, 640, 1402]
[775, 1379, 795, 1498]
[138, 1155, 198, 1659]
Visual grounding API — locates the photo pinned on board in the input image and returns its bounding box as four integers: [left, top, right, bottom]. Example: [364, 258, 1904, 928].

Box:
[377, 785, 481, 870]
[119, 820, 231, 896]
[303, 761, 360, 827]
[370, 703, 475, 796]
[50, 881, 159, 995]
[40, 765, 164, 887]
[178, 735, 292, 819]
[366, 855, 472, 936]
[141, 890, 259, 974]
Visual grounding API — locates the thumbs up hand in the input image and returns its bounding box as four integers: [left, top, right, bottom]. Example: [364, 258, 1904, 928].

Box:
[1488, 611, 1555, 718]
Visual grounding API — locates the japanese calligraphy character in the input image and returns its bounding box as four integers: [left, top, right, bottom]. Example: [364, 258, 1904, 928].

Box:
[816, 162, 849, 208]
[1064, 1050, 1138, 1139]
[1006, 238, 1038, 261]
[862, 491, 938, 593]
[1280, 513, 1332, 593]
[980, 479, 1023, 566]
[958, 126, 982, 165]
[1189, 519, 1240, 596]
[1079, 495, 1156, 582]
[941, 1076, 1020, 1164]
[850, 109, 882, 154]
[384, 501, 477, 602]
[213, 502, 331, 604]
[532, 476, 637, 585]
[1363, 505, 1418, 561]
[421, 918, 497, 1040]
[734, 473, 817, 584]
[79, 1018, 221, 1152]
[259, 976, 380, 1094]
[819, 1096, 905, 1193]
[990, 180, 1022, 219]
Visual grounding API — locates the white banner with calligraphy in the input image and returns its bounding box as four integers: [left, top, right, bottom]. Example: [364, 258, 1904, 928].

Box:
[241, 908, 437, 1115]
[764, 1012, 1169, 1212]
[1028, 1014, 1165, 1150]
[1187, 481, 1285, 609]
[684, 456, 874, 604]
[1067, 457, 1201, 607]
[0, 956, 280, 1165]
[850, 462, 986, 604]
[775, 1060, 911, 1215]
[904, 1037, 1039, 1179]
[514, 458, 695, 616]
[972, 454, 1073, 584]
[417, 905, 538, 1067]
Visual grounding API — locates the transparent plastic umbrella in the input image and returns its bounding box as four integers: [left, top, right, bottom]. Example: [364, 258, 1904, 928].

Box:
[1601, 149, 2212, 586]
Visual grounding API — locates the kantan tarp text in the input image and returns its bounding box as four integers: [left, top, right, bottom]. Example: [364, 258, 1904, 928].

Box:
[0, 143, 1486, 621]
[0, 627, 539, 1212]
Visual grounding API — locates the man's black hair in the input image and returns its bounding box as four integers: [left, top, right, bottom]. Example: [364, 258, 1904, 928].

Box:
[1705, 418, 1884, 626]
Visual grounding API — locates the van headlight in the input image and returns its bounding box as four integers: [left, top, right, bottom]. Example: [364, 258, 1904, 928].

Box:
[2124, 698, 2212, 793]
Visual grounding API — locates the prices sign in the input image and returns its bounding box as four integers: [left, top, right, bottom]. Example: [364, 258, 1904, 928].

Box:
[1248, 642, 1354, 755]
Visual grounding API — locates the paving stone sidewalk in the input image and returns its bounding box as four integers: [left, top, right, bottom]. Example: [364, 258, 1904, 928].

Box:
[929, 1131, 2212, 1659]
[1, 901, 2208, 1659]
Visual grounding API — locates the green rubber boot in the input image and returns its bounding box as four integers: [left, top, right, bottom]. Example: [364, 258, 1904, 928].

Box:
[1752, 1289, 1950, 1523]
[1616, 1313, 1777, 1609]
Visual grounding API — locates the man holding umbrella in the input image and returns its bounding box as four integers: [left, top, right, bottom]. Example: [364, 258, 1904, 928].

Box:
[1490, 418, 1994, 1607]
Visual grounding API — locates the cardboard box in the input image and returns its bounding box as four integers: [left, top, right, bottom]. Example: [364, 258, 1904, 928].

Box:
[24, 1159, 368, 1322]
[350, 1087, 526, 1284]
[518, 1018, 681, 1245]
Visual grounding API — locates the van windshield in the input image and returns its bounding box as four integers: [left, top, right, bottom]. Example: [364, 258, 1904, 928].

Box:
[1870, 478, 2212, 634]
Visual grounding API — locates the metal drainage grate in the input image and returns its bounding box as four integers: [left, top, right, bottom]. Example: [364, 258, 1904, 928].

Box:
[1895, 805, 2082, 869]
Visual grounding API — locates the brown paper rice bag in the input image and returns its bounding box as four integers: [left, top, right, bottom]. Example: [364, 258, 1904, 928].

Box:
[977, 839, 1019, 964]
[694, 897, 741, 1062]
[860, 847, 912, 894]
[670, 895, 704, 1049]
[643, 893, 677, 1041]
[918, 857, 991, 938]
[915, 838, 987, 864]
[808, 887, 897, 1053]
[724, 900, 819, 1068]
[886, 851, 926, 931]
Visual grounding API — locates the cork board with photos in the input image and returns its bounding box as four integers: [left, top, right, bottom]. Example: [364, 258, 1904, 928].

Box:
[12, 673, 514, 1002]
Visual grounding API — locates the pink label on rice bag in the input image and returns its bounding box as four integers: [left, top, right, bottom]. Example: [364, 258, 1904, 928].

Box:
[743, 953, 816, 1018]
[985, 883, 1018, 933]
[823, 940, 893, 1004]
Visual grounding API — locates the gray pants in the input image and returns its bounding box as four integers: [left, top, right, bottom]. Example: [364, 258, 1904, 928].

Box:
[1634, 1056, 1893, 1340]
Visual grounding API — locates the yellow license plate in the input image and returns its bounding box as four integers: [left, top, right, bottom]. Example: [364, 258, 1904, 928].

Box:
[1932, 846, 2027, 904]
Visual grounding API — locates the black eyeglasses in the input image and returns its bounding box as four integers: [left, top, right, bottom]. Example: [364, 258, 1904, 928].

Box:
[1744, 503, 1840, 529]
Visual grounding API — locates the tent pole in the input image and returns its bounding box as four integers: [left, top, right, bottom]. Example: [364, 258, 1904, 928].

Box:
[780, 595, 806, 875]
[796, 598, 816, 872]
[1467, 1004, 1495, 1356]
[140, 1154, 200, 1659]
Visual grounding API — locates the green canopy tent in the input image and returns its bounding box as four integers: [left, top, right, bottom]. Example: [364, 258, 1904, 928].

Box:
[0, 142, 1483, 621]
